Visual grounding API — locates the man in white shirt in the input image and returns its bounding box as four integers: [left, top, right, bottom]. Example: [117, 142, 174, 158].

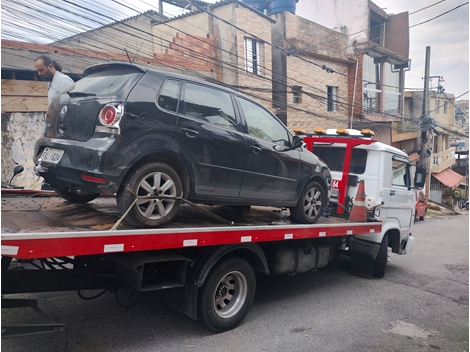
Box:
[34, 56, 74, 104]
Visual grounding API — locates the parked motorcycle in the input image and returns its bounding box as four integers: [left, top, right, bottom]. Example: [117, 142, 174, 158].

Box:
[2, 165, 25, 190]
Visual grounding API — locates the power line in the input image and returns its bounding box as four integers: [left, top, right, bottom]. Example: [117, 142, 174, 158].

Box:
[1, 0, 465, 131]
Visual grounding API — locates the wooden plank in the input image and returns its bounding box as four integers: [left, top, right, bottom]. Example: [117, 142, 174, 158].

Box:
[1, 96, 48, 113]
[1, 80, 48, 97]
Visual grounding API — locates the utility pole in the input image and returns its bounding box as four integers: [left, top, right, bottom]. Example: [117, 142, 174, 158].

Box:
[420, 46, 432, 199]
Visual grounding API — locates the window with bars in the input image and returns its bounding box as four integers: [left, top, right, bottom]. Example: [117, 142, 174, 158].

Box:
[292, 86, 302, 104]
[244, 38, 263, 75]
[327, 86, 337, 112]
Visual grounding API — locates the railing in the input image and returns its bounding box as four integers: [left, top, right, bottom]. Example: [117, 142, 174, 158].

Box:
[431, 147, 456, 173]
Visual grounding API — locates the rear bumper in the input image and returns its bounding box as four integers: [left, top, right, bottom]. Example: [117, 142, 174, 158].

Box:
[400, 235, 415, 255]
[33, 135, 128, 195]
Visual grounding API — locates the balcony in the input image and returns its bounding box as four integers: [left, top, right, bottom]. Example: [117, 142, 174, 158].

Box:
[431, 147, 456, 173]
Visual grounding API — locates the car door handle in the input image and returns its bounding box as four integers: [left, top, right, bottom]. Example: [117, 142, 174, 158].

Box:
[181, 128, 198, 138]
[249, 145, 262, 154]
[390, 190, 395, 197]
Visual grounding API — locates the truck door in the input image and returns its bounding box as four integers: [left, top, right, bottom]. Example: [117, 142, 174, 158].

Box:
[383, 155, 414, 234]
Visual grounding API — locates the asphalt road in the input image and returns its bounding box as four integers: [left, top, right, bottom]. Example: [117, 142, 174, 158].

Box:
[2, 214, 468, 352]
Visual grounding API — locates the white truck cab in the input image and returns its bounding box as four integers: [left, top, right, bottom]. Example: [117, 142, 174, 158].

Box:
[299, 128, 426, 277]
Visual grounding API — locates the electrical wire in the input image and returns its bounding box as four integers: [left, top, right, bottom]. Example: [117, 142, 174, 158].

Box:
[1, 0, 466, 132]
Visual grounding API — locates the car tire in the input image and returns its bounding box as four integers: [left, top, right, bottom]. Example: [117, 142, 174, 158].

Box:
[373, 233, 388, 278]
[56, 189, 100, 203]
[117, 162, 182, 228]
[289, 180, 325, 224]
[198, 256, 256, 333]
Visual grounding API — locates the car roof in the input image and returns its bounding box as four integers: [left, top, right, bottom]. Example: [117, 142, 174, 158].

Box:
[84, 61, 244, 97]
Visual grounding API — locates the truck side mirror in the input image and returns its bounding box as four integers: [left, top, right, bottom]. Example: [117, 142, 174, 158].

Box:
[291, 135, 304, 149]
[414, 165, 426, 189]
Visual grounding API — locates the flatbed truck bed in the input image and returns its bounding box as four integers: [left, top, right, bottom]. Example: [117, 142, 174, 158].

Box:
[2, 192, 384, 333]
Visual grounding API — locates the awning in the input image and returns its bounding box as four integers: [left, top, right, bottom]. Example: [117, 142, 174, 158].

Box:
[432, 168, 465, 189]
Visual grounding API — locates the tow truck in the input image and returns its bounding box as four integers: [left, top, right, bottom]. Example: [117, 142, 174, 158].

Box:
[1, 129, 426, 335]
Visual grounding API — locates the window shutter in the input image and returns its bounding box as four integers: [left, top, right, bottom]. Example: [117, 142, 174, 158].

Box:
[245, 38, 254, 73]
[256, 41, 263, 75]
[332, 87, 337, 112]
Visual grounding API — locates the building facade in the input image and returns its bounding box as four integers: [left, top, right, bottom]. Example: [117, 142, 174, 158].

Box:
[296, 0, 411, 145]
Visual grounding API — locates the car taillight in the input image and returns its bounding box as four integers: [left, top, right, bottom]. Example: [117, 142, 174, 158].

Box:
[98, 104, 123, 127]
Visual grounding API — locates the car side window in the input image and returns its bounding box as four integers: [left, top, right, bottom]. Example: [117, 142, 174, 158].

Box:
[238, 97, 289, 146]
[158, 79, 180, 112]
[392, 158, 410, 187]
[183, 83, 237, 130]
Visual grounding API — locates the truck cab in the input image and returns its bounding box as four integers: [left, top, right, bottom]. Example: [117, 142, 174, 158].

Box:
[299, 128, 426, 276]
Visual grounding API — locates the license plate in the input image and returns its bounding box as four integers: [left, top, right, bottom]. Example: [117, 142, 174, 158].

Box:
[40, 147, 64, 164]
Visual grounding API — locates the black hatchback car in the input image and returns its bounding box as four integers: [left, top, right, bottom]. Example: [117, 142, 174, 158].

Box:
[34, 62, 331, 227]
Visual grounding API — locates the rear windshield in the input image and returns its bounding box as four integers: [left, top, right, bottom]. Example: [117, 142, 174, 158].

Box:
[68, 68, 144, 97]
[313, 146, 367, 174]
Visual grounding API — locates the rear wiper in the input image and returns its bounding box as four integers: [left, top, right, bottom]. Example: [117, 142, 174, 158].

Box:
[67, 91, 96, 97]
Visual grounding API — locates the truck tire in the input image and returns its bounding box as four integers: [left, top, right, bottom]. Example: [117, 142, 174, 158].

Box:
[56, 189, 100, 203]
[290, 180, 325, 224]
[373, 233, 388, 278]
[198, 256, 256, 333]
[117, 162, 182, 227]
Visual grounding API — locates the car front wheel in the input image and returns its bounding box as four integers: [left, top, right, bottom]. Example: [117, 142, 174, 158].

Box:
[289, 180, 325, 224]
[117, 162, 182, 227]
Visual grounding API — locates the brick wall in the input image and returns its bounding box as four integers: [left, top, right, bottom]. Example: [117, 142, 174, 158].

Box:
[278, 12, 352, 132]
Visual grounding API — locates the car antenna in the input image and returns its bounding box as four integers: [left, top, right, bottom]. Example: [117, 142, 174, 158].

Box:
[124, 48, 132, 63]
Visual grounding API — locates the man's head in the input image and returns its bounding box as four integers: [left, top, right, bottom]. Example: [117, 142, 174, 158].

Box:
[35, 56, 59, 82]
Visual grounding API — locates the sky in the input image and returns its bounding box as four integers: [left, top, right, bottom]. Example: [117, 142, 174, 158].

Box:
[368, 0, 469, 100]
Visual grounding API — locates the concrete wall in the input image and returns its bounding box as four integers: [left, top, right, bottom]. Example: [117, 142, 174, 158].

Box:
[56, 13, 164, 61]
[1, 112, 44, 189]
[1, 79, 49, 189]
[234, 6, 273, 109]
[296, 0, 370, 55]
[430, 93, 455, 127]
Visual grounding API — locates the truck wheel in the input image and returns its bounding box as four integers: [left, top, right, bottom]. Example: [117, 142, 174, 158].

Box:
[117, 162, 182, 227]
[198, 256, 256, 333]
[56, 189, 100, 203]
[290, 180, 325, 224]
[373, 233, 388, 278]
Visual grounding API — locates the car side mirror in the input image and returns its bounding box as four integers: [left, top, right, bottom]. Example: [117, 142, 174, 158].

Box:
[291, 135, 304, 150]
[414, 165, 426, 189]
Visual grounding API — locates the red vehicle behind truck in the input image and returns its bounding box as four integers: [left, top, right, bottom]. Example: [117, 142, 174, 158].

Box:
[1, 129, 426, 335]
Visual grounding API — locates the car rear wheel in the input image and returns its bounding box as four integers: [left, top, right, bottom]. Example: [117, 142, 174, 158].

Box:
[56, 189, 100, 203]
[289, 180, 325, 224]
[117, 162, 182, 227]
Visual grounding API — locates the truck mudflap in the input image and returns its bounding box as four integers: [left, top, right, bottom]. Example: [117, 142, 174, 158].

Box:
[400, 235, 415, 255]
[348, 237, 381, 279]
[348, 237, 380, 259]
